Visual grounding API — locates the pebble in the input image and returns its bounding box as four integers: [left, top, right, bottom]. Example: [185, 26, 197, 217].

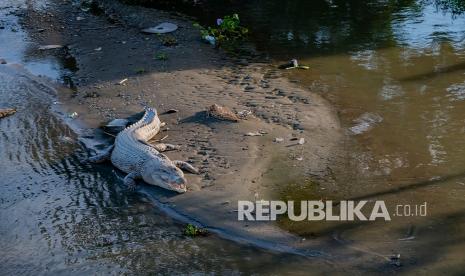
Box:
[298, 138, 305, 145]
[274, 137, 284, 143]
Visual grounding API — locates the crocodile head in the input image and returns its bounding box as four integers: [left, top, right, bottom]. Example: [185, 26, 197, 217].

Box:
[141, 158, 187, 193]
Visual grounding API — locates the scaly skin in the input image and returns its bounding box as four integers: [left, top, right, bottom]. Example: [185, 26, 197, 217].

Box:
[90, 107, 198, 193]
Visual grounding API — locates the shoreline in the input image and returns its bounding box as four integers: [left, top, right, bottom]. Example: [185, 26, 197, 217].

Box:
[18, 0, 352, 260]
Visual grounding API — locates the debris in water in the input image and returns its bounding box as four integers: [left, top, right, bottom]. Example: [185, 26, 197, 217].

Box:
[38, 45, 64, 50]
[94, 47, 102, 51]
[203, 35, 216, 46]
[278, 59, 309, 70]
[389, 254, 401, 267]
[142, 22, 178, 34]
[349, 113, 383, 135]
[0, 108, 16, 119]
[117, 78, 128, 85]
[0, 58, 6, 64]
[206, 104, 240, 122]
[68, 112, 78, 119]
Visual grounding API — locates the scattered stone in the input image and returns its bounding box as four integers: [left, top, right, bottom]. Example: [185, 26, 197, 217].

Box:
[298, 138, 305, 145]
[142, 22, 178, 34]
[274, 137, 284, 143]
[296, 156, 303, 161]
[206, 104, 240, 122]
[244, 85, 255, 91]
[163, 109, 179, 114]
[38, 44, 63, 50]
[278, 58, 310, 70]
[237, 110, 252, 119]
[0, 108, 16, 119]
[84, 91, 99, 98]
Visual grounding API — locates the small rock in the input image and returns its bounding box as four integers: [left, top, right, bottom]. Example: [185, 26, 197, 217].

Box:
[206, 104, 240, 122]
[274, 137, 284, 143]
[298, 138, 305, 145]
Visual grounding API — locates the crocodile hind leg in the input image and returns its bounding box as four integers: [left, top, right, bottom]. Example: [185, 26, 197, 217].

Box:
[153, 143, 180, 152]
[89, 145, 114, 163]
[173, 160, 199, 174]
[124, 172, 141, 191]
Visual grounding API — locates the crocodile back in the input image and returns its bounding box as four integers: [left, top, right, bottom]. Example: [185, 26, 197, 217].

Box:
[110, 107, 162, 173]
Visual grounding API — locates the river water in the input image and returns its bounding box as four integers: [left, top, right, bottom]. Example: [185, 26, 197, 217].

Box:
[2, 0, 465, 274]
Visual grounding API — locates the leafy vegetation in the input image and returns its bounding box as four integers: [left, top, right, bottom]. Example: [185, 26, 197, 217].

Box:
[183, 224, 208, 237]
[194, 14, 248, 47]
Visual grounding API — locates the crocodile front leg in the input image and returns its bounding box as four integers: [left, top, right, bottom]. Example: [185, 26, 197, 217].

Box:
[89, 145, 114, 163]
[124, 171, 141, 191]
[138, 139, 179, 152]
[173, 160, 199, 174]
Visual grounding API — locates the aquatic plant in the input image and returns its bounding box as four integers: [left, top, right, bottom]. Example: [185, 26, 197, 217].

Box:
[183, 224, 208, 237]
[194, 14, 248, 47]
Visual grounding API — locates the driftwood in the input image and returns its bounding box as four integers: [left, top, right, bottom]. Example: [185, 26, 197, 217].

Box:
[0, 108, 16, 119]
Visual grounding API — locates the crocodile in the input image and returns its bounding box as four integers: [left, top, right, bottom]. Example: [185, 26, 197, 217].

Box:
[89, 107, 198, 193]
